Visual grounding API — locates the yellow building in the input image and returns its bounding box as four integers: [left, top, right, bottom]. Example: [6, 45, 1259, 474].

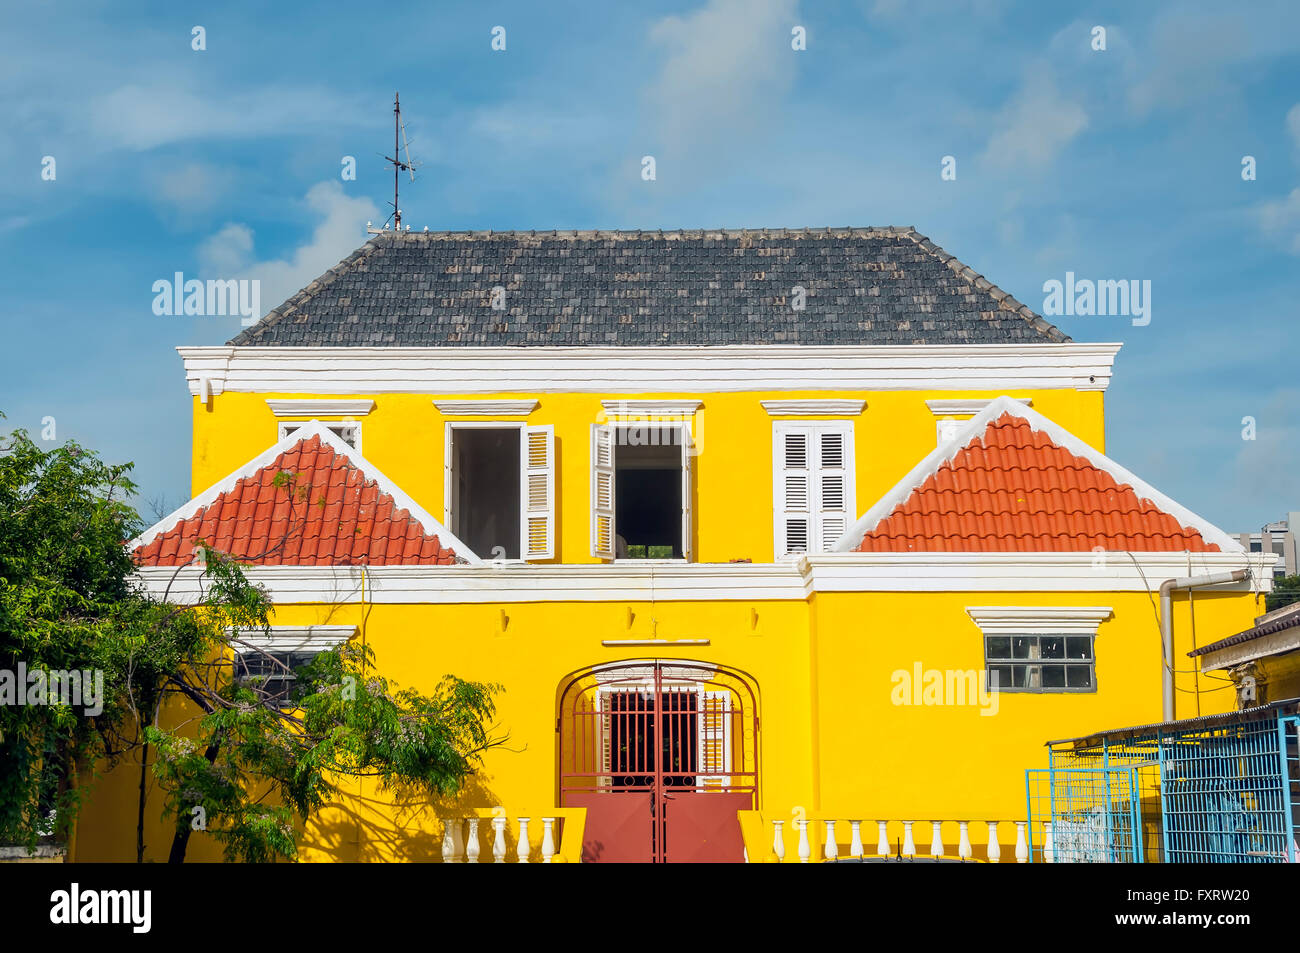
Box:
[73, 228, 1274, 863]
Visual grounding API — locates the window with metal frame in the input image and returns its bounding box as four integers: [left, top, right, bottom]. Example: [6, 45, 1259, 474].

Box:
[985, 634, 1095, 692]
[233, 649, 322, 709]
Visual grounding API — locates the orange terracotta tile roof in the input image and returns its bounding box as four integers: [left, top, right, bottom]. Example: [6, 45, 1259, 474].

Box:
[134, 433, 460, 567]
[854, 409, 1222, 553]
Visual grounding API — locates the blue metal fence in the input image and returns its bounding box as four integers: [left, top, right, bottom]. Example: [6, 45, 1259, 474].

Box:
[1028, 702, 1300, 863]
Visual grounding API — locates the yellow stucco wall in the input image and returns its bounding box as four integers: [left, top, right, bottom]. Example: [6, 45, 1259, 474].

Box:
[71, 583, 1264, 862]
[191, 388, 1105, 565]
[64, 381, 1268, 862]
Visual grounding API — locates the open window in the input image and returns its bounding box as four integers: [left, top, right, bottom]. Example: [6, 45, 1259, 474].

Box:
[592, 422, 693, 561]
[446, 423, 554, 561]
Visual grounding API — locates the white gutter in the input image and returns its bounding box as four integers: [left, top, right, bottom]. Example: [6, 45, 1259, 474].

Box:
[1161, 570, 1248, 721]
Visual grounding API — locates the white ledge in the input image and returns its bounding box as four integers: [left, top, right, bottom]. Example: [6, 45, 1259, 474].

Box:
[178, 343, 1123, 396]
[228, 624, 358, 652]
[761, 400, 867, 416]
[600, 399, 702, 416]
[965, 606, 1114, 634]
[266, 399, 375, 417]
[926, 398, 1031, 416]
[433, 399, 540, 416]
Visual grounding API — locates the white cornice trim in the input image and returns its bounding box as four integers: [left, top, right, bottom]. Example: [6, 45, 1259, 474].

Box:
[433, 399, 540, 416]
[926, 398, 1031, 416]
[129, 420, 482, 564]
[600, 399, 702, 416]
[965, 605, 1114, 634]
[229, 625, 358, 652]
[835, 396, 1244, 555]
[177, 343, 1122, 396]
[266, 399, 375, 417]
[761, 399, 867, 416]
[132, 551, 1268, 605]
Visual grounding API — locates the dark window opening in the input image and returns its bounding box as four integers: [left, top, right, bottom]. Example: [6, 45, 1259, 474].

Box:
[985, 634, 1095, 693]
[614, 429, 682, 559]
[234, 650, 321, 709]
[451, 428, 520, 559]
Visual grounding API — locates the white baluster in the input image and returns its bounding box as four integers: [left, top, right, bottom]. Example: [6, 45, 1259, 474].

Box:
[987, 822, 1001, 863]
[1042, 822, 1054, 864]
[902, 821, 916, 858]
[441, 819, 458, 863]
[492, 815, 507, 863]
[1015, 822, 1028, 864]
[541, 817, 556, 863]
[772, 820, 785, 861]
[797, 819, 811, 864]
[849, 820, 864, 858]
[876, 820, 889, 857]
[958, 821, 972, 861]
[824, 820, 838, 862]
[517, 817, 530, 863]
[466, 817, 481, 864]
[930, 821, 944, 859]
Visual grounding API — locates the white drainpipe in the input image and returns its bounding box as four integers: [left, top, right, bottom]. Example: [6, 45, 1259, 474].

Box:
[1160, 570, 1248, 722]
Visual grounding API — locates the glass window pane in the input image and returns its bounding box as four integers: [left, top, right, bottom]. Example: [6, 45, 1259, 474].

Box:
[1011, 665, 1029, 688]
[1066, 636, 1092, 660]
[1067, 666, 1093, 689]
[1040, 636, 1065, 659]
[1012, 637, 1035, 659]
[986, 637, 1011, 660]
[1041, 665, 1066, 688]
[988, 665, 1012, 691]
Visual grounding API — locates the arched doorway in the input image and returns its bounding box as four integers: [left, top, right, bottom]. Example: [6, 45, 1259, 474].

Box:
[557, 659, 759, 863]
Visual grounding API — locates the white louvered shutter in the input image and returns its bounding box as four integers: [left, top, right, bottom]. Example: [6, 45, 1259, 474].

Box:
[697, 690, 733, 789]
[817, 429, 850, 551]
[520, 425, 554, 560]
[680, 424, 694, 562]
[776, 427, 811, 555]
[774, 423, 855, 556]
[591, 424, 616, 559]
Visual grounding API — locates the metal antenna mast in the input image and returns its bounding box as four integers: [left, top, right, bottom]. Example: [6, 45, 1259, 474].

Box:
[383, 92, 417, 230]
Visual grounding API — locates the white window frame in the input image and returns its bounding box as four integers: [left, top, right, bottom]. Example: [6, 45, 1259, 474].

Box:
[772, 421, 855, 556]
[591, 420, 694, 563]
[444, 421, 554, 562]
[966, 607, 1112, 694]
[278, 420, 362, 453]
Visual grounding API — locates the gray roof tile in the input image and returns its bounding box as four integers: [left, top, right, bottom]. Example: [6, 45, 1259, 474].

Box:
[229, 226, 1068, 347]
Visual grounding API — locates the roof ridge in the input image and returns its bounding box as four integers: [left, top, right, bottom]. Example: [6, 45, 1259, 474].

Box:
[900, 230, 1070, 344]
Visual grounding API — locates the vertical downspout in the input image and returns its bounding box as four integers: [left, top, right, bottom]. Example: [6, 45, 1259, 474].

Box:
[1159, 570, 1247, 722]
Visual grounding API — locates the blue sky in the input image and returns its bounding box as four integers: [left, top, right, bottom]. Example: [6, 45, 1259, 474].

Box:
[1, 0, 1297, 530]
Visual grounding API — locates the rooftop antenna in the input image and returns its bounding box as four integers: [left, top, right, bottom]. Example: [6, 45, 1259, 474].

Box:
[377, 92, 419, 232]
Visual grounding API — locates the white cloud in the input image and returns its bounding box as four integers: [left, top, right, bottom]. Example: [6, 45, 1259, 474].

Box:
[1256, 188, 1300, 254]
[644, 0, 800, 158]
[1231, 388, 1300, 504]
[198, 181, 380, 315]
[981, 71, 1087, 170]
[89, 84, 366, 151]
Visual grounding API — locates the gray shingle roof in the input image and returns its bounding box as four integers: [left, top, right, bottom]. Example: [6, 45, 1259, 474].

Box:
[228, 226, 1068, 347]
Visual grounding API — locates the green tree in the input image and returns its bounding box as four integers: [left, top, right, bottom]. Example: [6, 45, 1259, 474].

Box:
[0, 420, 502, 861]
[1266, 574, 1300, 614]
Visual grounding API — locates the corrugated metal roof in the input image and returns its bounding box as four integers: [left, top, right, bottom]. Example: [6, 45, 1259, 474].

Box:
[1046, 698, 1300, 748]
[1188, 603, 1300, 657]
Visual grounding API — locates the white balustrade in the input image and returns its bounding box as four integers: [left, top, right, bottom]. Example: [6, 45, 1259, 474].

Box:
[765, 815, 1049, 864]
[434, 814, 563, 862]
